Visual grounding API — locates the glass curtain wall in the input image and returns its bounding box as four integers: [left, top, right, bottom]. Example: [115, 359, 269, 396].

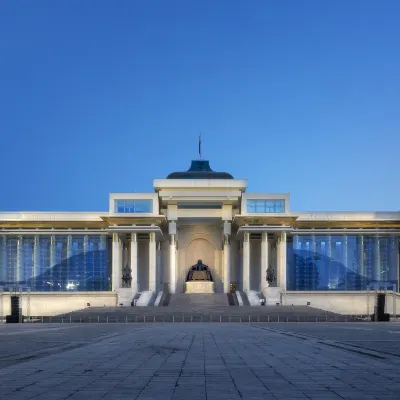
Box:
[0, 235, 110, 291]
[287, 235, 399, 291]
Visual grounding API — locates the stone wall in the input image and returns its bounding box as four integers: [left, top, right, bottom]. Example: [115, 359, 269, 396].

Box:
[0, 292, 117, 317]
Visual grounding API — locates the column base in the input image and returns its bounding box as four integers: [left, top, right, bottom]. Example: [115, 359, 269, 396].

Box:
[116, 288, 135, 306]
[263, 287, 281, 305]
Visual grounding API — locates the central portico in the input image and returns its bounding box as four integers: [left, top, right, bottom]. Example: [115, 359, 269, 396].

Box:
[155, 159, 244, 294]
[108, 158, 291, 306]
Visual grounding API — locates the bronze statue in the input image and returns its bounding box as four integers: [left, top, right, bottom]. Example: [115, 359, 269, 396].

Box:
[186, 259, 213, 282]
[121, 264, 132, 287]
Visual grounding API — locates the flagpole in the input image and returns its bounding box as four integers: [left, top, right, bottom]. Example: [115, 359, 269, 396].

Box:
[198, 134, 202, 160]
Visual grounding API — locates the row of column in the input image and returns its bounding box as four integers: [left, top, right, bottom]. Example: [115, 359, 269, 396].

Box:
[112, 232, 158, 293]
[113, 229, 287, 294]
[242, 231, 287, 292]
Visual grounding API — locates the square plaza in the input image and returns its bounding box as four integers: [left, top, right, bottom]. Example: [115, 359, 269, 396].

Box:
[1, 323, 400, 400]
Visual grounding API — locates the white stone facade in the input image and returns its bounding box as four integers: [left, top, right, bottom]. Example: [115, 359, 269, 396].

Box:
[0, 159, 400, 315]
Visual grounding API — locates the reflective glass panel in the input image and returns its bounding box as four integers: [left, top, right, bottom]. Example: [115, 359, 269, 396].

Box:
[0, 235, 111, 292]
[287, 235, 399, 291]
[247, 199, 285, 213]
[115, 199, 153, 213]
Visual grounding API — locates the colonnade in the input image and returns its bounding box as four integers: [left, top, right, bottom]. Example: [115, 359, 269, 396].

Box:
[242, 231, 287, 293]
[112, 232, 159, 293]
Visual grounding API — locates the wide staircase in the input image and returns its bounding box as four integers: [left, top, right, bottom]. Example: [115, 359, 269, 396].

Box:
[39, 292, 359, 323]
[167, 293, 230, 308]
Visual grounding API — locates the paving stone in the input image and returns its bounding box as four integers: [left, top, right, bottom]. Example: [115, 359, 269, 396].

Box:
[1, 323, 400, 400]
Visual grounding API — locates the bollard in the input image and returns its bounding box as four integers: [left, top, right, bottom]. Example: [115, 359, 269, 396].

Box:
[297, 315, 299, 323]
[278, 315, 280, 322]
[62, 317, 64, 324]
[70, 316, 72, 323]
[220, 315, 222, 323]
[107, 316, 109, 323]
[98, 316, 99, 323]
[154, 315, 155, 323]
[286, 316, 288, 322]
[326, 313, 328, 322]
[89, 317, 91, 323]
[173, 315, 174, 323]
[80, 317, 82, 323]
[268, 315, 270, 323]
[144, 315, 146, 323]
[249, 316, 250, 323]
[41, 316, 43, 323]
[126, 316, 128, 323]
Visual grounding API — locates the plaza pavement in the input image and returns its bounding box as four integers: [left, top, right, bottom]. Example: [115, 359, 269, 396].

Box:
[0, 323, 400, 399]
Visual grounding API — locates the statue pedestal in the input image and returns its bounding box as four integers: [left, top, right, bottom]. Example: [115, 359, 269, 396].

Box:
[186, 281, 215, 294]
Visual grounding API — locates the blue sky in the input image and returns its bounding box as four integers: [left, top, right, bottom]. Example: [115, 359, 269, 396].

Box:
[0, 1, 399, 212]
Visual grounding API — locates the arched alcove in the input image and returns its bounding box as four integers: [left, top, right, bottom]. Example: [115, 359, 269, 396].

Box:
[178, 233, 222, 292]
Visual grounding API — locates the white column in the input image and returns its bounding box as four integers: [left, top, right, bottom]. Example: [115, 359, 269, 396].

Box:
[373, 236, 380, 282]
[33, 235, 40, 290]
[242, 232, 250, 292]
[16, 235, 22, 283]
[356, 235, 365, 288]
[170, 234, 176, 293]
[261, 232, 269, 293]
[83, 234, 89, 282]
[278, 231, 287, 291]
[149, 232, 156, 292]
[67, 235, 73, 259]
[342, 235, 348, 289]
[50, 235, 56, 285]
[1, 236, 7, 283]
[310, 235, 316, 290]
[223, 234, 231, 293]
[326, 235, 332, 286]
[112, 233, 121, 291]
[156, 242, 162, 292]
[130, 233, 138, 293]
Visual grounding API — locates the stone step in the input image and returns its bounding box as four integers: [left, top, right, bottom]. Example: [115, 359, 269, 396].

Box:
[168, 293, 229, 307]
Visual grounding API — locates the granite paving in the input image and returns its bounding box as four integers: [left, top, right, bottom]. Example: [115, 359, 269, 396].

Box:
[0, 323, 400, 399]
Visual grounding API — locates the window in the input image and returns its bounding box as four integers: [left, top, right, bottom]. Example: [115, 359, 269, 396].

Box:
[114, 199, 153, 213]
[247, 199, 285, 213]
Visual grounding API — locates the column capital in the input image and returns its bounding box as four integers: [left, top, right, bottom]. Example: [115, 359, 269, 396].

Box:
[280, 231, 287, 241]
[131, 232, 137, 242]
[112, 232, 119, 242]
[244, 232, 250, 242]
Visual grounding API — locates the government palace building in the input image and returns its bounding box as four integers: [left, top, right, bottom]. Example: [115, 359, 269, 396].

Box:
[0, 159, 399, 316]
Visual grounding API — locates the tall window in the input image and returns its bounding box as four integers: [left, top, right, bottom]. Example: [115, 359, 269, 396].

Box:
[247, 199, 285, 213]
[114, 199, 152, 213]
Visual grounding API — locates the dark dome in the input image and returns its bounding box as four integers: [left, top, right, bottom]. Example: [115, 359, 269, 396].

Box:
[167, 160, 233, 179]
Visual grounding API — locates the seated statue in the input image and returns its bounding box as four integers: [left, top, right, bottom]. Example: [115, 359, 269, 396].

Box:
[186, 259, 213, 282]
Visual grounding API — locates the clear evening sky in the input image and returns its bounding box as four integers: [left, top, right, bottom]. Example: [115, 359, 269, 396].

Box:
[0, 1, 399, 212]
